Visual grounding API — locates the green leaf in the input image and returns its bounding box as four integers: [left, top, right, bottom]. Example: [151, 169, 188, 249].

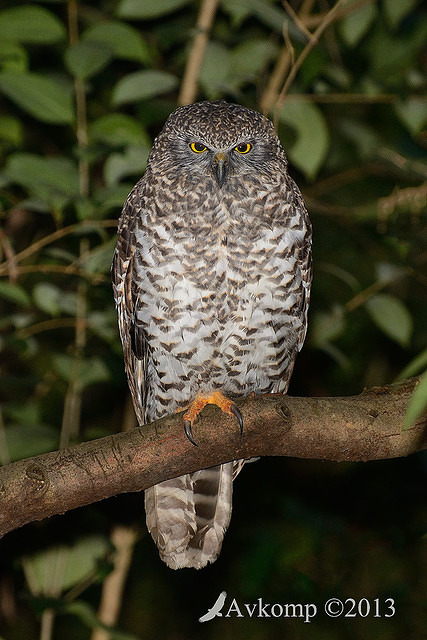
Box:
[33, 283, 78, 316]
[5, 424, 58, 460]
[80, 357, 111, 388]
[83, 21, 151, 64]
[278, 100, 329, 180]
[51, 354, 73, 381]
[249, 0, 287, 34]
[0, 6, 66, 43]
[383, 0, 418, 29]
[7, 402, 41, 426]
[396, 350, 427, 381]
[375, 262, 407, 284]
[75, 198, 96, 221]
[116, 0, 192, 19]
[339, 0, 377, 46]
[0, 72, 74, 124]
[230, 39, 278, 83]
[83, 237, 117, 275]
[65, 600, 140, 640]
[87, 310, 118, 344]
[0, 40, 28, 72]
[366, 20, 427, 76]
[310, 305, 345, 347]
[221, 0, 253, 26]
[104, 146, 149, 186]
[395, 99, 427, 136]
[322, 64, 352, 90]
[365, 294, 412, 347]
[4, 153, 79, 209]
[33, 283, 62, 316]
[63, 537, 111, 590]
[404, 373, 427, 429]
[89, 114, 150, 147]
[222, 0, 300, 37]
[337, 118, 381, 158]
[0, 115, 22, 146]
[95, 184, 134, 213]
[0, 281, 31, 307]
[318, 262, 360, 292]
[199, 42, 231, 99]
[112, 70, 178, 105]
[58, 292, 77, 316]
[65, 41, 113, 80]
[32, 285, 76, 317]
[23, 536, 110, 595]
[52, 354, 110, 387]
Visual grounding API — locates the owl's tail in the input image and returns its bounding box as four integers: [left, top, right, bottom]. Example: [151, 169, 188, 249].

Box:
[145, 462, 237, 569]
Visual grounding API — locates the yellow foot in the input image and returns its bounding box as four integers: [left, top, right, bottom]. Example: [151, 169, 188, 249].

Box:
[182, 391, 243, 446]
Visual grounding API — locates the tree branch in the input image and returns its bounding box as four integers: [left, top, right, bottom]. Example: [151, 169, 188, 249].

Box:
[177, 0, 219, 106]
[0, 378, 425, 539]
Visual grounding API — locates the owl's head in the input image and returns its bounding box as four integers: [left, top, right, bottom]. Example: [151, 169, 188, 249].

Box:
[148, 101, 287, 189]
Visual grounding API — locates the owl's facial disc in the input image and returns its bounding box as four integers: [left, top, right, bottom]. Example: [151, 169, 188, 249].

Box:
[212, 151, 228, 188]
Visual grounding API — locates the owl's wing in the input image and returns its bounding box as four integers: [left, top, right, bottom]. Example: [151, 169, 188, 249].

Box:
[112, 192, 146, 425]
[290, 177, 313, 352]
[112, 195, 206, 569]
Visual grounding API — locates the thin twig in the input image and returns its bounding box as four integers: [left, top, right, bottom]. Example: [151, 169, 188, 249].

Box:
[260, 0, 312, 115]
[7, 264, 106, 283]
[376, 183, 427, 233]
[299, 0, 317, 16]
[303, 0, 374, 28]
[273, 0, 347, 128]
[318, 0, 342, 64]
[282, 0, 312, 39]
[304, 163, 382, 197]
[345, 280, 397, 313]
[0, 229, 17, 282]
[0, 220, 116, 277]
[40, 610, 55, 640]
[16, 319, 80, 340]
[284, 93, 399, 103]
[260, 46, 293, 115]
[0, 406, 10, 467]
[59, 239, 88, 449]
[91, 527, 138, 640]
[92, 396, 136, 640]
[377, 183, 427, 218]
[178, 0, 219, 105]
[67, 0, 89, 198]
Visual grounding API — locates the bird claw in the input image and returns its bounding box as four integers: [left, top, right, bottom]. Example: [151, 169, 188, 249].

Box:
[184, 419, 198, 447]
[183, 395, 243, 445]
[230, 404, 244, 436]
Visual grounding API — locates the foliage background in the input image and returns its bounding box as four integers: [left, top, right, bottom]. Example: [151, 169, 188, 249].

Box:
[0, 0, 426, 638]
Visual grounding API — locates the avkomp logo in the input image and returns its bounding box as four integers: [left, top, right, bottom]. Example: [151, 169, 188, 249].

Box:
[199, 592, 317, 623]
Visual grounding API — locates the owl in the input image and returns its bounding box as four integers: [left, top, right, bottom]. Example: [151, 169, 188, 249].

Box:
[112, 100, 312, 569]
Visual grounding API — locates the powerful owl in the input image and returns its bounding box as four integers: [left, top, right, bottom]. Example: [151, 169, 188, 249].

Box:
[112, 100, 312, 569]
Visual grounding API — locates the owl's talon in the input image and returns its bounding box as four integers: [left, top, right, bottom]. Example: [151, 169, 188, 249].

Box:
[184, 419, 198, 447]
[230, 404, 243, 436]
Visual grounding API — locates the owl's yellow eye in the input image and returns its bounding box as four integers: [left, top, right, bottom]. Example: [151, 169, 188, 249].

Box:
[190, 142, 208, 153]
[234, 142, 252, 154]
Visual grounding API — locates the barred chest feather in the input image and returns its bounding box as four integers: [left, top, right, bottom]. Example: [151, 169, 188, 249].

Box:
[130, 185, 308, 421]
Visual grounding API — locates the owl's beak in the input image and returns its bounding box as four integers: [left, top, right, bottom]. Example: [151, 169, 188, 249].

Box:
[212, 152, 228, 188]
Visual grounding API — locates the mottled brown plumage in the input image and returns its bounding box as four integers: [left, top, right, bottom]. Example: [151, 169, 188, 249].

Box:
[112, 101, 312, 569]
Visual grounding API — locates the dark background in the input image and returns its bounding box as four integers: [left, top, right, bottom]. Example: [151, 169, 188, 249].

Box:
[0, 0, 425, 638]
